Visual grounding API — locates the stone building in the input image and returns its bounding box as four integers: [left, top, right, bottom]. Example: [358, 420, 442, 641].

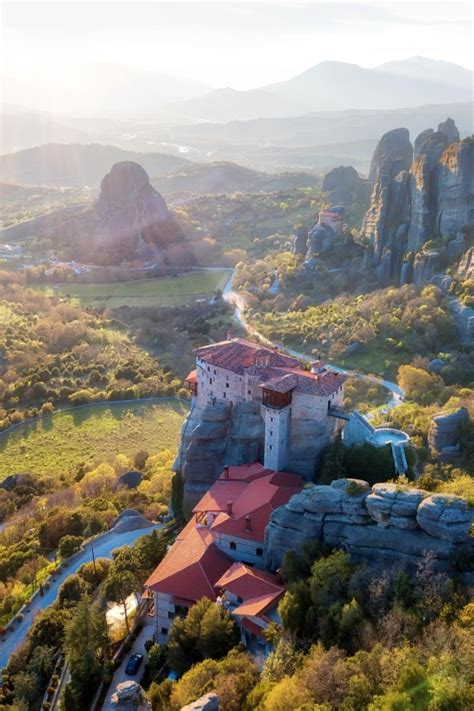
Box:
[144, 463, 302, 647]
[186, 339, 346, 474]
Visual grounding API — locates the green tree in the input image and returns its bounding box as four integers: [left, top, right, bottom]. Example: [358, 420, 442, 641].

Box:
[104, 569, 137, 633]
[29, 607, 67, 649]
[58, 574, 90, 608]
[167, 598, 239, 675]
[64, 596, 106, 703]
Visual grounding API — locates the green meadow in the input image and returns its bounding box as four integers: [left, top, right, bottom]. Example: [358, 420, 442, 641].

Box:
[0, 399, 189, 478]
[35, 269, 231, 308]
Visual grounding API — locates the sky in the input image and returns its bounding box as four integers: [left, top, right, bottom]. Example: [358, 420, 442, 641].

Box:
[1, 0, 472, 112]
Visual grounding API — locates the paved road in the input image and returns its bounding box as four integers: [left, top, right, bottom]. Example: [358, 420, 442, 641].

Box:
[0, 524, 160, 670]
[102, 615, 155, 711]
[223, 268, 404, 414]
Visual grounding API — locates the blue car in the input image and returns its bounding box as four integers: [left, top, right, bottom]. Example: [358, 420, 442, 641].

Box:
[125, 653, 143, 675]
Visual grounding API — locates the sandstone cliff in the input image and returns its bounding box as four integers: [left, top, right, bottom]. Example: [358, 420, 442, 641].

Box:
[264, 478, 473, 575]
[49, 161, 193, 266]
[360, 122, 474, 286]
[175, 400, 340, 512]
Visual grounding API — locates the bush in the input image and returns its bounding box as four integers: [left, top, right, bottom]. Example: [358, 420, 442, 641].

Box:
[58, 535, 83, 559]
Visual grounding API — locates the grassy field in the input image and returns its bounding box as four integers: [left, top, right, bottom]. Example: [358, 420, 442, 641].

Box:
[0, 399, 189, 478]
[35, 270, 231, 308]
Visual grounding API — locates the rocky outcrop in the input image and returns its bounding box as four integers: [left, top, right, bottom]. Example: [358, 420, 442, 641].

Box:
[264, 478, 473, 572]
[181, 693, 219, 711]
[413, 250, 441, 286]
[428, 407, 470, 459]
[110, 680, 152, 711]
[306, 222, 336, 257]
[368, 128, 413, 182]
[438, 117, 460, 144]
[48, 161, 192, 266]
[176, 400, 340, 512]
[417, 494, 472, 543]
[457, 246, 474, 280]
[360, 121, 473, 286]
[321, 165, 371, 206]
[291, 226, 308, 255]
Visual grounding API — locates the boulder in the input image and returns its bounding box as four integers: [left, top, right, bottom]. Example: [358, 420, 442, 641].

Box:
[118, 470, 142, 489]
[428, 407, 469, 454]
[366, 483, 426, 529]
[181, 692, 219, 711]
[110, 680, 152, 711]
[437, 118, 460, 144]
[413, 251, 441, 286]
[417, 494, 473, 542]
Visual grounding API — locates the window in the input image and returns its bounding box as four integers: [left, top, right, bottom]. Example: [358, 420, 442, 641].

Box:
[270, 417, 273, 422]
[161, 627, 168, 636]
[269, 444, 273, 451]
[270, 430, 273, 436]
[223, 392, 226, 398]
[237, 596, 243, 604]
[168, 611, 175, 619]
[256, 548, 263, 557]
[230, 541, 237, 550]
[207, 366, 210, 372]
[248, 389, 251, 395]
[226, 382, 229, 388]
[210, 378, 212, 384]
[214, 369, 216, 375]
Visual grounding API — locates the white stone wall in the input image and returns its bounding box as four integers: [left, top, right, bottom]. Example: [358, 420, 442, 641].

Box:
[214, 532, 265, 566]
[292, 385, 344, 419]
[195, 357, 246, 408]
[154, 591, 175, 645]
[263, 405, 290, 471]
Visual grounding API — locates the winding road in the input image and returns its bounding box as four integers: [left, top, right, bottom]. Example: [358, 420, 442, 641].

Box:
[0, 523, 160, 670]
[222, 268, 404, 413]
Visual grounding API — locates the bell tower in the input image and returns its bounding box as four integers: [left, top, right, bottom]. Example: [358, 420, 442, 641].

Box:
[261, 380, 294, 470]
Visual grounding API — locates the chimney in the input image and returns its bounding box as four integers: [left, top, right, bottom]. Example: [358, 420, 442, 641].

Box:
[223, 465, 229, 479]
[227, 500, 233, 516]
[245, 514, 252, 532]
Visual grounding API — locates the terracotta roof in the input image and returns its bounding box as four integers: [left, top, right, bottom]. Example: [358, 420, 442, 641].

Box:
[193, 465, 302, 542]
[194, 339, 300, 375]
[233, 591, 283, 617]
[185, 370, 197, 383]
[215, 562, 282, 600]
[144, 520, 230, 601]
[260, 373, 297, 393]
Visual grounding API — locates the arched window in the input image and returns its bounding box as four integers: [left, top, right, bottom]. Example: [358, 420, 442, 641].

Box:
[230, 541, 237, 550]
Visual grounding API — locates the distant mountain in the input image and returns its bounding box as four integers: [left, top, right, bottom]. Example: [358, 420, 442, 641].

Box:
[160, 57, 473, 122]
[0, 144, 191, 187]
[0, 110, 91, 154]
[154, 161, 317, 196]
[2, 63, 212, 119]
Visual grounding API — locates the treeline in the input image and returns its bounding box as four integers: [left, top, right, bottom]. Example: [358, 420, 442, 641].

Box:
[0, 271, 185, 431]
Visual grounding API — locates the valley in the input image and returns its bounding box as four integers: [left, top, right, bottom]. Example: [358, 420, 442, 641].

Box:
[0, 13, 473, 709]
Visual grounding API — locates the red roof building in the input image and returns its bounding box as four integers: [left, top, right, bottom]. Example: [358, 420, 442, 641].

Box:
[145, 464, 303, 648]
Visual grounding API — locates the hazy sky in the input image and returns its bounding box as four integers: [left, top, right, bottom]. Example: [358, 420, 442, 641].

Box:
[1, 0, 472, 101]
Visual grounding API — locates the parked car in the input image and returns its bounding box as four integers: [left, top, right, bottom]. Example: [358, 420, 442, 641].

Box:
[125, 653, 144, 675]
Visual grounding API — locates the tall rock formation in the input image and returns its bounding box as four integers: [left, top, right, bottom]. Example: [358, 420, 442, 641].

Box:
[360, 120, 474, 286]
[49, 161, 192, 266]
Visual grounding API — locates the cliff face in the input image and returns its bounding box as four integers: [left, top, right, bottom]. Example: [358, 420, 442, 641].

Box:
[51, 161, 192, 266]
[175, 400, 340, 513]
[264, 478, 474, 575]
[361, 121, 474, 286]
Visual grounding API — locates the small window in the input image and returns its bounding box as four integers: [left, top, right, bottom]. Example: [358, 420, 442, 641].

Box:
[270, 417, 274, 422]
[270, 430, 273, 436]
[223, 392, 226, 398]
[161, 627, 168, 636]
[226, 382, 229, 388]
[168, 611, 175, 619]
[269, 444, 273, 451]
[247, 389, 251, 395]
[207, 366, 210, 372]
[210, 378, 213, 384]
[237, 596, 243, 604]
[230, 541, 237, 550]
[214, 369, 216, 375]
[256, 548, 263, 556]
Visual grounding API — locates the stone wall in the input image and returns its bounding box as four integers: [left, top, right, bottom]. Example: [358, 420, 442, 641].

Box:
[264, 479, 473, 575]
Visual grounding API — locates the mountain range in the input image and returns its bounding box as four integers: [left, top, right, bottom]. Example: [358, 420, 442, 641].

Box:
[161, 57, 473, 122]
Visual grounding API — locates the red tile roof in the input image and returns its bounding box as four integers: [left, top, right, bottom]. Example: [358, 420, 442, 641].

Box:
[194, 466, 303, 542]
[185, 370, 197, 383]
[144, 520, 230, 601]
[194, 338, 300, 375]
[233, 592, 282, 617]
[215, 562, 282, 600]
[195, 338, 344, 396]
